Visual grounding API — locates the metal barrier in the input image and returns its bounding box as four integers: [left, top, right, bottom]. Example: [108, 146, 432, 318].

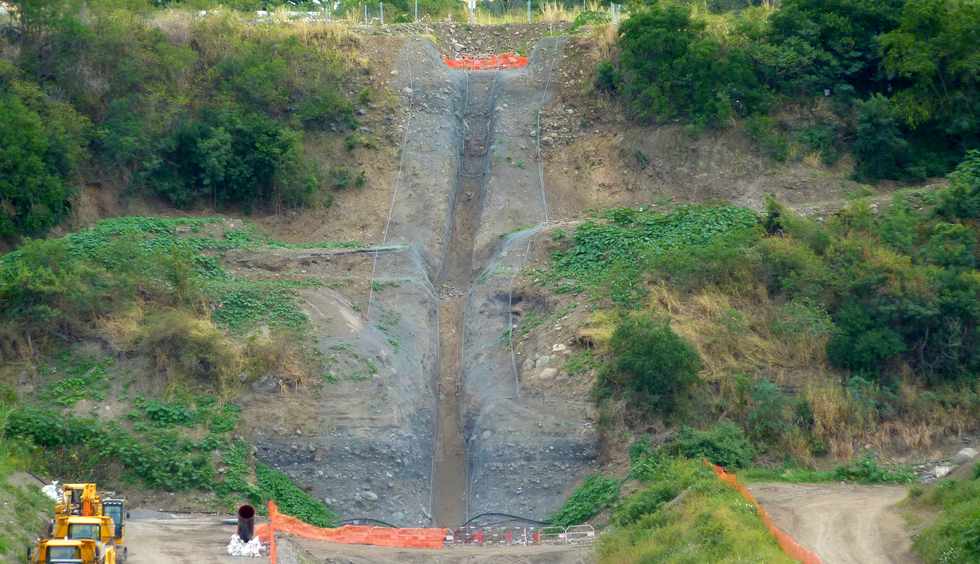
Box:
[445, 524, 594, 547]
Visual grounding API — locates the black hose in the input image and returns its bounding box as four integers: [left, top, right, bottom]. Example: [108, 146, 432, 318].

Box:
[337, 518, 400, 528]
[459, 512, 552, 527]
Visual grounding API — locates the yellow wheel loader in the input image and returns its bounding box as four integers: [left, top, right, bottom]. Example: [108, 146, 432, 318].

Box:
[50, 515, 126, 563]
[29, 538, 116, 564]
[49, 484, 128, 558]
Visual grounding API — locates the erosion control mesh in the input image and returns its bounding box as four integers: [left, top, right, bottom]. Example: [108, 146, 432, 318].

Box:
[462, 38, 598, 520]
[253, 36, 597, 529]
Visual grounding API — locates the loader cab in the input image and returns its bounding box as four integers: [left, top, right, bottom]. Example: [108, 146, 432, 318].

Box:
[67, 522, 101, 541]
[31, 538, 106, 564]
[56, 515, 115, 545]
[45, 544, 82, 563]
[102, 500, 125, 541]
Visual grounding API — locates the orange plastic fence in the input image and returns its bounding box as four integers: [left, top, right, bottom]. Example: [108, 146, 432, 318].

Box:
[257, 501, 448, 563]
[706, 461, 822, 564]
[444, 53, 529, 70]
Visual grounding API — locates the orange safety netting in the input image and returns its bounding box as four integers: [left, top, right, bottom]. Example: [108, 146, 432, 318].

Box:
[706, 461, 822, 564]
[444, 53, 528, 70]
[257, 501, 448, 563]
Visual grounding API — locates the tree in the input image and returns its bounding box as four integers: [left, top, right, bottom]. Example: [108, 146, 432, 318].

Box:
[0, 65, 88, 240]
[853, 94, 909, 180]
[879, 0, 980, 137]
[766, 0, 904, 96]
[608, 316, 702, 414]
[617, 5, 769, 126]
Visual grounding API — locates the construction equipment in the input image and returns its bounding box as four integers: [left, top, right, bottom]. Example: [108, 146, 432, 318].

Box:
[100, 499, 127, 556]
[46, 483, 128, 562]
[28, 538, 116, 564]
[56, 484, 101, 517]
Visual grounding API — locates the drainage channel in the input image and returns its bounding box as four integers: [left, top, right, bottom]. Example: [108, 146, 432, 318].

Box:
[431, 70, 499, 527]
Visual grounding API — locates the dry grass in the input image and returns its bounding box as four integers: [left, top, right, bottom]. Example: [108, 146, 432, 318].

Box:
[645, 283, 826, 389]
[591, 22, 619, 61]
[147, 9, 195, 44]
[244, 331, 314, 390]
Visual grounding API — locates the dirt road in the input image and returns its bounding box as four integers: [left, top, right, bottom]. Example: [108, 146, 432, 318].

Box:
[123, 513, 595, 564]
[287, 537, 595, 563]
[125, 514, 242, 564]
[749, 483, 918, 564]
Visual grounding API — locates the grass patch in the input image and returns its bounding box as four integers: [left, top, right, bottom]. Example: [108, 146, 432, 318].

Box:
[547, 205, 759, 303]
[598, 456, 795, 564]
[908, 466, 980, 563]
[550, 474, 620, 527]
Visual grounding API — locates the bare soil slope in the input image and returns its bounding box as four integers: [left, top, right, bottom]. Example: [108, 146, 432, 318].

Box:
[749, 483, 918, 564]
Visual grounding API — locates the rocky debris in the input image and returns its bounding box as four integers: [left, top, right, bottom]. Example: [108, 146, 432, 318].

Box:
[953, 447, 978, 464]
[932, 465, 953, 479]
[226, 534, 264, 558]
[537, 367, 558, 380]
[354, 22, 570, 60]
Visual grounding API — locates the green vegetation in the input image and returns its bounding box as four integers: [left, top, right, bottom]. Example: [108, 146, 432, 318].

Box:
[0, 405, 54, 559]
[909, 466, 980, 563]
[1, 1, 366, 240]
[548, 204, 759, 302]
[550, 153, 979, 466]
[0, 61, 88, 241]
[601, 315, 701, 415]
[602, 0, 979, 181]
[667, 423, 755, 469]
[0, 217, 338, 523]
[550, 474, 620, 527]
[598, 456, 794, 564]
[256, 463, 337, 527]
[616, 5, 768, 126]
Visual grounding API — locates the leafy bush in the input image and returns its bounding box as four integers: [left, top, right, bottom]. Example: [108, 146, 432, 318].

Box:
[605, 316, 701, 414]
[550, 474, 620, 527]
[765, 0, 902, 96]
[594, 61, 619, 93]
[616, 5, 769, 126]
[256, 464, 337, 527]
[9, 5, 358, 216]
[0, 65, 88, 239]
[832, 455, 914, 484]
[853, 94, 910, 181]
[147, 109, 315, 210]
[669, 423, 755, 469]
[826, 302, 907, 375]
[745, 115, 788, 162]
[746, 379, 790, 446]
[939, 150, 980, 221]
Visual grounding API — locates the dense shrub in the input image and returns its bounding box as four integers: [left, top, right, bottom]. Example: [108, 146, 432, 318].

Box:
[8, 3, 358, 216]
[765, 0, 903, 97]
[606, 316, 701, 414]
[669, 423, 755, 469]
[616, 4, 769, 126]
[853, 95, 910, 181]
[938, 150, 980, 221]
[549, 475, 620, 527]
[605, 0, 978, 181]
[147, 109, 315, 209]
[0, 64, 88, 239]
